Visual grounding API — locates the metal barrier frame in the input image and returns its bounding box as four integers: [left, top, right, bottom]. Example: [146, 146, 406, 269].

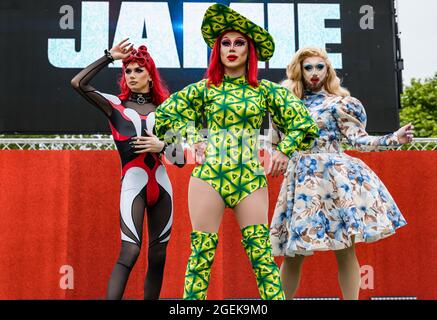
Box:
[0, 137, 436, 151]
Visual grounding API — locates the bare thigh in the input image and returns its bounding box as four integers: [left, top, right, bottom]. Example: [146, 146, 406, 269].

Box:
[233, 187, 269, 229]
[188, 177, 226, 233]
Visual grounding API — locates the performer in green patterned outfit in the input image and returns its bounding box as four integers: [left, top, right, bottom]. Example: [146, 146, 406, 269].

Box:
[154, 4, 319, 300]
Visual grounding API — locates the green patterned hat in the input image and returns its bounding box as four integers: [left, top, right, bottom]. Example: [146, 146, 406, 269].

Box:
[201, 3, 275, 61]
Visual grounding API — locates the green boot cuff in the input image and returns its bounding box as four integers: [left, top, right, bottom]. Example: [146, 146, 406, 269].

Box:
[183, 230, 219, 300]
[241, 224, 285, 300]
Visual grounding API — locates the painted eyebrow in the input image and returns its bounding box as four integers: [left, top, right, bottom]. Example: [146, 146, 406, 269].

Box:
[221, 36, 245, 41]
[304, 62, 324, 66]
[230, 37, 246, 42]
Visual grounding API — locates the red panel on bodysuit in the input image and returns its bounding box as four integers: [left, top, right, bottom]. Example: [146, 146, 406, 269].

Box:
[109, 122, 130, 141]
[121, 154, 161, 208]
[108, 98, 163, 208]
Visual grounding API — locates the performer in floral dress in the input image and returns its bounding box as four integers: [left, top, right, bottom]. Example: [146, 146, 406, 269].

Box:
[270, 47, 414, 300]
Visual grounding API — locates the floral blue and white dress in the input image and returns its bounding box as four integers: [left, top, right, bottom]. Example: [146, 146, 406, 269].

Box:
[270, 91, 407, 257]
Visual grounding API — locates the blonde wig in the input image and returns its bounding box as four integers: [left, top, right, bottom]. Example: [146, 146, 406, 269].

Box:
[282, 47, 350, 99]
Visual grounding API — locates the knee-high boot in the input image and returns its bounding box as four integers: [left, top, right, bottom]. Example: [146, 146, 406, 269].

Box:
[183, 230, 218, 300]
[241, 224, 285, 300]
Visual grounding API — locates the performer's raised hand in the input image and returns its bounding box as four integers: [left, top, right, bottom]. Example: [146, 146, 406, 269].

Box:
[396, 123, 415, 144]
[109, 38, 134, 60]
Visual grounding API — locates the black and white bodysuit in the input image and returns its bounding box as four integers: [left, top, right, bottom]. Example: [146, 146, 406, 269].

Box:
[71, 55, 173, 299]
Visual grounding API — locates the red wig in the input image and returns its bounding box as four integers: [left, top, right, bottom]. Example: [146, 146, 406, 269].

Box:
[206, 30, 259, 88]
[118, 45, 170, 105]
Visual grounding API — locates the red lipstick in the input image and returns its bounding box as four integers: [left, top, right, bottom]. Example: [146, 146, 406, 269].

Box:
[227, 55, 238, 61]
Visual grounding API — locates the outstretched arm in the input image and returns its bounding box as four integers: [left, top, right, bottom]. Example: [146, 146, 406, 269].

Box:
[334, 97, 414, 150]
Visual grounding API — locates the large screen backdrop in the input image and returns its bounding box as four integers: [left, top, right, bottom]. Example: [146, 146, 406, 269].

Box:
[0, 0, 403, 133]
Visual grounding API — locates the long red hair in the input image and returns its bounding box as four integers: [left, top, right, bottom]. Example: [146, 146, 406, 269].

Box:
[118, 45, 169, 105]
[206, 30, 259, 87]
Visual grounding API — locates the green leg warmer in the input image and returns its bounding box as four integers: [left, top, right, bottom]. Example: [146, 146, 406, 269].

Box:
[241, 224, 285, 300]
[183, 230, 218, 300]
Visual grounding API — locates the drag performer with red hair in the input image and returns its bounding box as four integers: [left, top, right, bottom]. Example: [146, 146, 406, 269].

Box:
[154, 4, 319, 300]
[71, 39, 181, 299]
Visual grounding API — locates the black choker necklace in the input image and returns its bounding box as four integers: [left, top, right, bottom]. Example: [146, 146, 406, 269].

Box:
[129, 92, 152, 105]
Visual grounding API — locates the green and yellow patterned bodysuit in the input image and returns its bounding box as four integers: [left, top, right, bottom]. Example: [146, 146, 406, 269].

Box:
[155, 75, 319, 208]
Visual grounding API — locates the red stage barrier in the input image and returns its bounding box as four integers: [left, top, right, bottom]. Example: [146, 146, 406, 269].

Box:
[0, 150, 436, 299]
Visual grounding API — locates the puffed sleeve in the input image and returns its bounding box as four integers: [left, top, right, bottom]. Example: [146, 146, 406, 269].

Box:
[261, 80, 319, 156]
[154, 79, 206, 145]
[333, 96, 400, 151]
